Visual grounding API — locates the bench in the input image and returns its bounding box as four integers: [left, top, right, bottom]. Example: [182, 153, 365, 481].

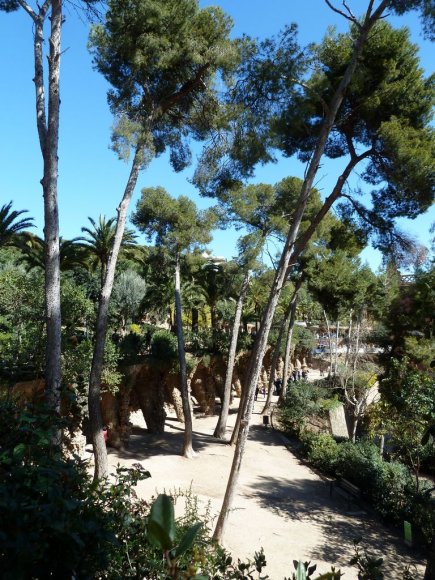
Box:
[330, 478, 361, 510]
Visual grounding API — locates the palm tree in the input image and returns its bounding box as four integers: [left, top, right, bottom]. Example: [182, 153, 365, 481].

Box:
[78, 215, 137, 285]
[0, 201, 33, 246]
[16, 233, 88, 272]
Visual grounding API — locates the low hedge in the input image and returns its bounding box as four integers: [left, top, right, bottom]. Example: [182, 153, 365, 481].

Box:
[299, 431, 434, 545]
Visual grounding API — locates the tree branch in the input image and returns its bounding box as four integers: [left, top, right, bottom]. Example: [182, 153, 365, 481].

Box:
[324, 0, 360, 26]
[17, 0, 37, 20]
[290, 78, 331, 117]
[158, 63, 210, 115]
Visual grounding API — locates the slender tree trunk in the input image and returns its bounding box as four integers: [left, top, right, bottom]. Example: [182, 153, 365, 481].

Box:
[191, 308, 199, 332]
[281, 280, 303, 399]
[334, 320, 340, 374]
[261, 320, 285, 415]
[89, 147, 143, 480]
[345, 310, 353, 368]
[424, 538, 435, 580]
[43, 0, 62, 415]
[229, 376, 247, 445]
[351, 416, 358, 443]
[214, 271, 250, 440]
[210, 303, 217, 330]
[24, 0, 62, 415]
[379, 433, 385, 457]
[213, 375, 257, 542]
[213, 5, 386, 541]
[324, 310, 333, 377]
[175, 253, 196, 458]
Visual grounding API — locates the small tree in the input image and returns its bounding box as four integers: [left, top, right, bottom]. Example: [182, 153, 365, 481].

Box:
[133, 186, 217, 457]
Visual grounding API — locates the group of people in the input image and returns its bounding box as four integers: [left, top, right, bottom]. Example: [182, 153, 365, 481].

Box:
[253, 362, 311, 401]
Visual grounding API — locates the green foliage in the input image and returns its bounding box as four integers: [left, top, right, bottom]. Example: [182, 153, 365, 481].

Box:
[288, 559, 342, 580]
[185, 328, 231, 355]
[349, 539, 384, 580]
[151, 329, 178, 361]
[0, 400, 114, 578]
[300, 431, 339, 475]
[78, 215, 137, 280]
[293, 326, 317, 353]
[133, 187, 217, 256]
[113, 269, 146, 328]
[0, 267, 45, 379]
[61, 275, 94, 330]
[298, 432, 434, 544]
[306, 251, 377, 319]
[89, 0, 238, 168]
[0, 201, 33, 246]
[279, 381, 334, 435]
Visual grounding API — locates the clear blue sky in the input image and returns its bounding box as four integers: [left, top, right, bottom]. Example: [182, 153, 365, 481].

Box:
[0, 1, 433, 270]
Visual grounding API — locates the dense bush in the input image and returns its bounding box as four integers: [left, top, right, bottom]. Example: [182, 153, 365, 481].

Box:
[150, 329, 178, 361]
[298, 431, 434, 545]
[300, 431, 339, 475]
[279, 381, 336, 435]
[0, 399, 114, 578]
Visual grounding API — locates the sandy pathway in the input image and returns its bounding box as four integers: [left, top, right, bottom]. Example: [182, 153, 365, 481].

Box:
[107, 395, 425, 579]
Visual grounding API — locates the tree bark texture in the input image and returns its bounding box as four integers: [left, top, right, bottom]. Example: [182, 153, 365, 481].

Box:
[214, 5, 387, 542]
[22, 0, 63, 415]
[324, 310, 333, 377]
[89, 147, 143, 480]
[175, 254, 196, 458]
[281, 279, 303, 398]
[261, 319, 285, 415]
[334, 320, 340, 375]
[43, 0, 62, 414]
[424, 537, 435, 580]
[214, 271, 251, 440]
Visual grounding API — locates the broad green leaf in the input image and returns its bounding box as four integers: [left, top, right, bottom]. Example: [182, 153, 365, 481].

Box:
[13, 443, 26, 457]
[147, 494, 176, 549]
[173, 522, 202, 558]
[147, 520, 173, 551]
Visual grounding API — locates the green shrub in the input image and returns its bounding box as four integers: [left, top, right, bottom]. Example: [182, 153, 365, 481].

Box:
[297, 431, 434, 545]
[0, 400, 114, 578]
[151, 329, 178, 361]
[185, 328, 232, 355]
[301, 431, 339, 474]
[279, 381, 329, 435]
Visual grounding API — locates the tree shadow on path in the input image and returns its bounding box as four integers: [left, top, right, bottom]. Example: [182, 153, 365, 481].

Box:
[245, 425, 424, 578]
[108, 415, 230, 461]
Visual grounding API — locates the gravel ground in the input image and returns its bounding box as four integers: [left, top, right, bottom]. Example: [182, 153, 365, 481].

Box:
[106, 390, 425, 579]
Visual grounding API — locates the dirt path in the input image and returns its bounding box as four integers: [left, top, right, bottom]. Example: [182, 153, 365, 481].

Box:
[107, 394, 425, 579]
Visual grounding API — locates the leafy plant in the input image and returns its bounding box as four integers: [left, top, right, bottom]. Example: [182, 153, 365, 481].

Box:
[349, 539, 384, 580]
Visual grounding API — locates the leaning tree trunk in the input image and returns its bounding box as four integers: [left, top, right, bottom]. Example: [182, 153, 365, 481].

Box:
[229, 378, 246, 445]
[213, 6, 385, 542]
[175, 253, 196, 458]
[214, 271, 251, 440]
[89, 146, 143, 480]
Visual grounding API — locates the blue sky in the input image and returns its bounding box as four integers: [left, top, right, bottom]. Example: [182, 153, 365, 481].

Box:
[0, 1, 433, 271]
